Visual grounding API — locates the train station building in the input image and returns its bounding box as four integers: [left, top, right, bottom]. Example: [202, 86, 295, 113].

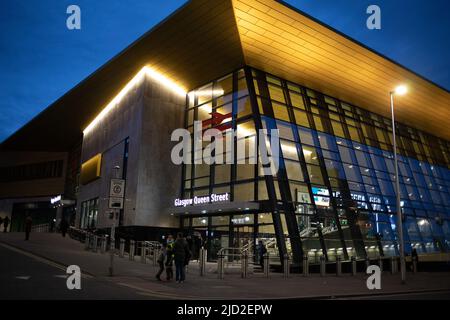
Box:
[1, 0, 449, 265]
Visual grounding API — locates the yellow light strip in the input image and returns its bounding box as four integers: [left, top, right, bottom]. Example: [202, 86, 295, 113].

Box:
[83, 66, 186, 135]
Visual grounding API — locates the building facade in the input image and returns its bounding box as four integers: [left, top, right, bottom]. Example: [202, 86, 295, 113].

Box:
[1, 0, 449, 264]
[179, 67, 450, 263]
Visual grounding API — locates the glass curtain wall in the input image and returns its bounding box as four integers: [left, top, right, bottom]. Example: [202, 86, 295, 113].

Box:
[182, 67, 450, 262]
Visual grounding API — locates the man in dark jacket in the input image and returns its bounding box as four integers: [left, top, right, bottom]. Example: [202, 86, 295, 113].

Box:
[258, 240, 267, 269]
[165, 237, 174, 281]
[3, 216, 10, 233]
[173, 232, 191, 283]
[60, 219, 69, 237]
[25, 216, 32, 240]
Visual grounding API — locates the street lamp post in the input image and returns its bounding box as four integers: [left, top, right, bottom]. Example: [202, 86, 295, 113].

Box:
[390, 85, 407, 284]
[109, 165, 121, 276]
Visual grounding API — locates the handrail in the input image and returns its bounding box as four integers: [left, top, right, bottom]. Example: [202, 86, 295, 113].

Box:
[264, 238, 277, 248]
[31, 223, 50, 233]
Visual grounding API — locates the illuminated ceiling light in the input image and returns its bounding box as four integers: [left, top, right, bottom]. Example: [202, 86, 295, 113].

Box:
[83, 66, 186, 135]
[192, 89, 225, 96]
[394, 85, 407, 95]
[418, 219, 427, 226]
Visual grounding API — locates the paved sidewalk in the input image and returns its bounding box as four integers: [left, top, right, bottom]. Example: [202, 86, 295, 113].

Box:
[1, 232, 449, 299]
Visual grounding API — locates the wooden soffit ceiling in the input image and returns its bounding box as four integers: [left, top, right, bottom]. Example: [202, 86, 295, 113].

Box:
[232, 0, 450, 141]
[2, 0, 449, 152]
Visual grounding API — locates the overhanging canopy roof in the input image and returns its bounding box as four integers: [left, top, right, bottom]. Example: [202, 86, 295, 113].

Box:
[2, 0, 449, 151]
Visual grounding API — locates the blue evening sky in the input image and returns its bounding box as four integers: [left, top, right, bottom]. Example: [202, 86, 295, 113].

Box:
[0, 0, 449, 142]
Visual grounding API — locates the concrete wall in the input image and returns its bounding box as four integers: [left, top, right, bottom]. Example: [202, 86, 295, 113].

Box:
[76, 79, 144, 228]
[77, 75, 185, 229]
[134, 77, 185, 227]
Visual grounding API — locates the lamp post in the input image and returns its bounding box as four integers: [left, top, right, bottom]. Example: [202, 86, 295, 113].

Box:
[109, 165, 121, 276]
[390, 85, 407, 284]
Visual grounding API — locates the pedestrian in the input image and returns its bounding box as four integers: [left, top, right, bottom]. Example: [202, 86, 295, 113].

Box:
[3, 216, 10, 233]
[25, 216, 32, 241]
[193, 234, 202, 261]
[173, 232, 191, 283]
[165, 236, 174, 281]
[411, 248, 419, 270]
[258, 240, 267, 269]
[60, 218, 69, 237]
[155, 243, 166, 281]
[50, 219, 55, 233]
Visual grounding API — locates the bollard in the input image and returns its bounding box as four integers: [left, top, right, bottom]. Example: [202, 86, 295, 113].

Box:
[390, 256, 397, 274]
[351, 256, 356, 276]
[378, 256, 383, 273]
[241, 252, 248, 278]
[218, 254, 224, 279]
[141, 243, 147, 263]
[283, 254, 290, 278]
[264, 253, 270, 278]
[101, 236, 107, 254]
[320, 255, 326, 277]
[93, 235, 98, 253]
[303, 255, 309, 277]
[129, 240, 135, 261]
[84, 233, 91, 250]
[119, 239, 125, 258]
[199, 248, 207, 276]
[336, 256, 342, 277]
[412, 256, 417, 274]
[365, 257, 370, 270]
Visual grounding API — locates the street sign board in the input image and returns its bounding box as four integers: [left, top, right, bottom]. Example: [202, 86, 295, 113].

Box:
[108, 197, 124, 209]
[109, 179, 125, 198]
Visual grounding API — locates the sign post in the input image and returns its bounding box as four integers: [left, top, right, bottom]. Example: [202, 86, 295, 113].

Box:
[108, 173, 125, 276]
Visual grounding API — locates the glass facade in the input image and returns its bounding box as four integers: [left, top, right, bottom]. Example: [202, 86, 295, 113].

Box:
[79, 197, 99, 229]
[181, 67, 450, 263]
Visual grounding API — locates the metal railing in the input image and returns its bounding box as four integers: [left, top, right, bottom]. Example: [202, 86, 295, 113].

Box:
[133, 240, 162, 265]
[67, 229, 427, 278]
[217, 247, 256, 279]
[31, 223, 49, 233]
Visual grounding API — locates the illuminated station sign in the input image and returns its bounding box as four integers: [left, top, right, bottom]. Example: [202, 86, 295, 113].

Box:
[174, 193, 230, 207]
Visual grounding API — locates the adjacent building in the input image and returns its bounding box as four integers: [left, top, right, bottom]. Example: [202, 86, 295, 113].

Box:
[1, 0, 449, 264]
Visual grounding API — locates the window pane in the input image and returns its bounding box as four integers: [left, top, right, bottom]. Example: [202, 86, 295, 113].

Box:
[234, 182, 254, 201]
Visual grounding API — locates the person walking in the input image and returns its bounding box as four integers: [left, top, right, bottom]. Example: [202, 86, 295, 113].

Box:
[173, 232, 191, 283]
[165, 236, 174, 281]
[3, 216, 10, 233]
[258, 240, 267, 269]
[24, 216, 32, 241]
[60, 218, 69, 238]
[155, 243, 167, 281]
[411, 248, 419, 271]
